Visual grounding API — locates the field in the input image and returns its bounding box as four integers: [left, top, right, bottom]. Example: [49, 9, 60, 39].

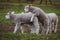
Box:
[0, 1, 60, 40]
[0, 32, 60, 40]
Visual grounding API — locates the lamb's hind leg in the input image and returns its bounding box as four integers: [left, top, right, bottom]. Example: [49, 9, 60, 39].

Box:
[13, 23, 19, 33]
[44, 19, 50, 34]
[54, 20, 58, 33]
[49, 22, 52, 34]
[51, 22, 54, 33]
[46, 22, 50, 34]
[41, 25, 45, 34]
[20, 24, 24, 33]
[30, 25, 35, 34]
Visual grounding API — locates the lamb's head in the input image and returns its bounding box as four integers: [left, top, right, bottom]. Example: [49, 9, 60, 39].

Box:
[5, 11, 14, 19]
[24, 4, 39, 17]
[24, 4, 32, 12]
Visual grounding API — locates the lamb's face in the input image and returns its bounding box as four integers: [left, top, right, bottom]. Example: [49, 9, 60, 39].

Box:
[24, 5, 29, 12]
[24, 4, 32, 12]
[5, 11, 14, 19]
[5, 12, 11, 19]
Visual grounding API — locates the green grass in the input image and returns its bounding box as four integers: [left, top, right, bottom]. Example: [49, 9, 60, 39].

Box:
[0, 32, 60, 40]
[0, 4, 25, 24]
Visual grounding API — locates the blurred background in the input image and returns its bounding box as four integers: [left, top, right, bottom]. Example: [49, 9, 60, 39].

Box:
[0, 0, 60, 40]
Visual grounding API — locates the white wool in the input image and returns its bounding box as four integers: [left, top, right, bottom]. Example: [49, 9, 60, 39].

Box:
[5, 11, 40, 34]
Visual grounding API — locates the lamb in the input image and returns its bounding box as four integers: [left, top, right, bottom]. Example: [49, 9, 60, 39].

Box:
[5, 11, 40, 34]
[40, 13, 58, 33]
[24, 4, 50, 34]
[46, 13, 58, 33]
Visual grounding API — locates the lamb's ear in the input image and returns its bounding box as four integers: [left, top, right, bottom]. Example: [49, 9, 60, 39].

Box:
[11, 11, 14, 14]
[8, 11, 11, 14]
[29, 4, 32, 7]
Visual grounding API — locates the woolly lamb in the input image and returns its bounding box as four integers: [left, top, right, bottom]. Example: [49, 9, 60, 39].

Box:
[24, 4, 50, 34]
[40, 13, 58, 34]
[5, 11, 40, 34]
[47, 13, 58, 33]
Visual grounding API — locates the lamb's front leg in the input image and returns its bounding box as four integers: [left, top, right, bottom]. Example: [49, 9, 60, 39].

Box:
[49, 22, 52, 34]
[54, 22, 58, 33]
[30, 14, 35, 22]
[43, 19, 50, 34]
[13, 23, 19, 33]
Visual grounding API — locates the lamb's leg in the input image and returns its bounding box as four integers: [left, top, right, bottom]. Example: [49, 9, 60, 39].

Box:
[30, 14, 36, 22]
[13, 23, 19, 33]
[41, 22, 46, 34]
[39, 24, 42, 33]
[41, 26, 45, 34]
[46, 23, 50, 34]
[20, 25, 24, 33]
[30, 14, 34, 22]
[54, 24, 57, 33]
[51, 22, 54, 33]
[44, 19, 50, 34]
[30, 25, 35, 34]
[33, 17, 40, 34]
[49, 22, 52, 33]
[54, 21, 58, 33]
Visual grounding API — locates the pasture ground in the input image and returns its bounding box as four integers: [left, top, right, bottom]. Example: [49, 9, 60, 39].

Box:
[0, 32, 60, 40]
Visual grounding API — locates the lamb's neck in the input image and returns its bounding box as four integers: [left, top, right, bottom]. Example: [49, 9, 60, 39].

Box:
[10, 14, 15, 20]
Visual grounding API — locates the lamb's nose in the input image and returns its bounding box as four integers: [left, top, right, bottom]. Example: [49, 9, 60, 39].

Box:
[5, 15, 10, 19]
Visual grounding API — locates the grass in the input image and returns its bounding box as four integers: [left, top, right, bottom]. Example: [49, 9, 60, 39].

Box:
[0, 32, 60, 40]
[0, 4, 25, 24]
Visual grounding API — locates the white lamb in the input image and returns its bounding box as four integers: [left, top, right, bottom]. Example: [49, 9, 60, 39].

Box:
[47, 13, 58, 33]
[24, 4, 50, 34]
[5, 11, 40, 34]
[40, 13, 58, 33]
